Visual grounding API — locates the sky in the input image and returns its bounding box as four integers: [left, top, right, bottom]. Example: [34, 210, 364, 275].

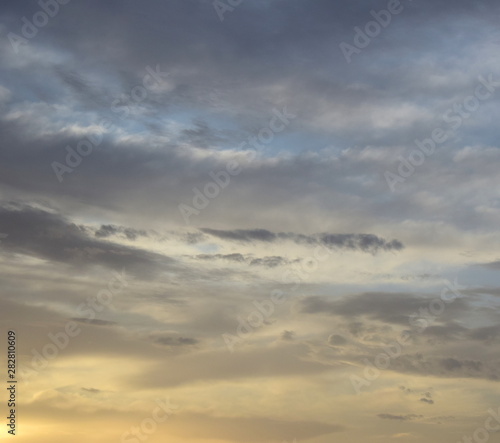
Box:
[1, 0, 500, 442]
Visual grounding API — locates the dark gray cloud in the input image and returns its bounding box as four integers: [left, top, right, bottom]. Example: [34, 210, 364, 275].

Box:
[0, 202, 176, 278]
[248, 256, 293, 268]
[193, 253, 297, 268]
[422, 323, 468, 341]
[180, 119, 231, 149]
[327, 334, 348, 346]
[81, 388, 101, 394]
[280, 330, 295, 341]
[422, 323, 500, 344]
[385, 353, 498, 381]
[399, 387, 435, 405]
[153, 335, 199, 347]
[201, 229, 277, 243]
[95, 224, 149, 240]
[441, 358, 483, 372]
[72, 318, 117, 326]
[195, 253, 246, 263]
[377, 414, 422, 421]
[420, 398, 434, 404]
[182, 232, 208, 244]
[299, 291, 472, 327]
[462, 287, 500, 298]
[481, 261, 500, 271]
[201, 229, 404, 253]
[468, 325, 500, 342]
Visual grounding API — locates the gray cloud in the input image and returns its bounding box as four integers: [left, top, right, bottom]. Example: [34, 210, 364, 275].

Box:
[95, 224, 149, 240]
[193, 253, 298, 268]
[153, 335, 199, 347]
[180, 119, 231, 149]
[385, 353, 497, 381]
[201, 229, 277, 243]
[201, 229, 404, 253]
[481, 261, 500, 271]
[81, 388, 101, 394]
[72, 318, 117, 327]
[377, 414, 422, 421]
[468, 325, 500, 342]
[281, 330, 296, 341]
[420, 398, 434, 404]
[195, 253, 246, 263]
[441, 358, 483, 372]
[328, 334, 348, 346]
[299, 292, 470, 326]
[0, 202, 176, 278]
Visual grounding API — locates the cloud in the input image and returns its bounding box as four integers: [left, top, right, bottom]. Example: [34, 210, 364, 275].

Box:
[152, 335, 199, 347]
[201, 228, 404, 253]
[281, 330, 296, 341]
[180, 119, 230, 149]
[0, 202, 178, 278]
[386, 354, 496, 381]
[201, 228, 277, 243]
[440, 358, 483, 372]
[71, 318, 117, 326]
[193, 253, 295, 268]
[328, 334, 348, 346]
[1, 1, 500, 441]
[94, 224, 149, 240]
[81, 387, 101, 394]
[299, 292, 469, 326]
[419, 398, 434, 404]
[377, 414, 422, 421]
[468, 325, 500, 341]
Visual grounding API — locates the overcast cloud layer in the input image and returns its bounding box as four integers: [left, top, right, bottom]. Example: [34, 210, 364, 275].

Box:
[1, 1, 500, 442]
